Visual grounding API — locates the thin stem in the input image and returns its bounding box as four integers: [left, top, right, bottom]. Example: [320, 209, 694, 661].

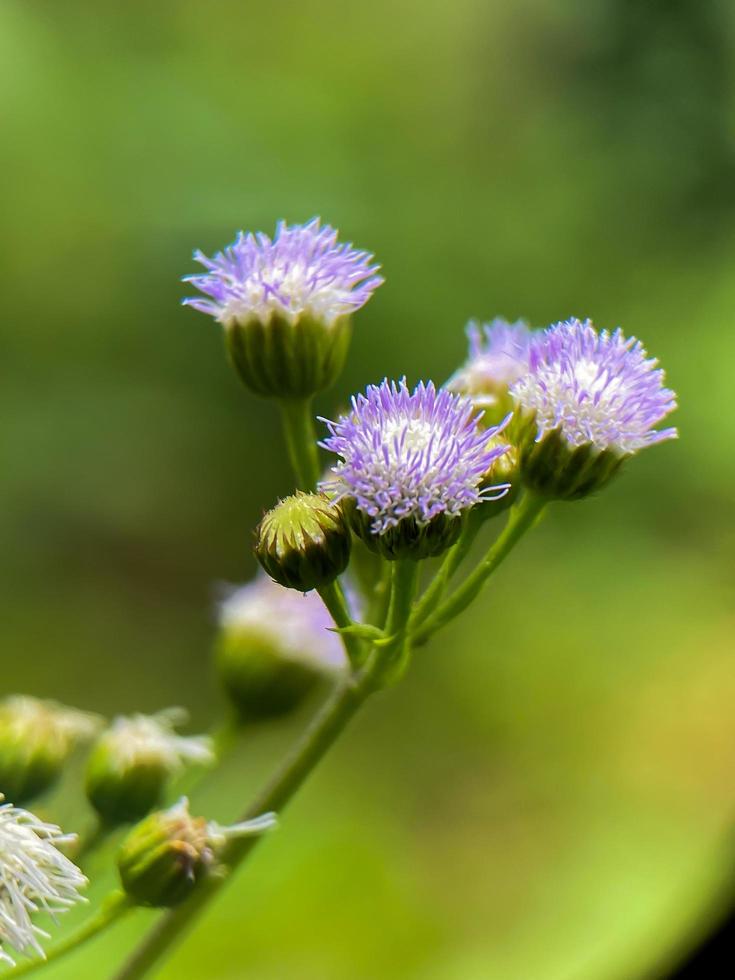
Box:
[374, 559, 420, 685]
[411, 491, 546, 646]
[278, 397, 320, 489]
[113, 566, 420, 980]
[410, 508, 486, 630]
[8, 892, 131, 977]
[316, 580, 364, 666]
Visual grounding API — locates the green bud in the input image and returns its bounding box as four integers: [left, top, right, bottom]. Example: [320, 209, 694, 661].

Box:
[0, 697, 102, 804]
[215, 577, 348, 722]
[117, 798, 276, 908]
[216, 628, 322, 720]
[348, 506, 462, 561]
[85, 710, 214, 826]
[224, 312, 351, 399]
[254, 492, 351, 592]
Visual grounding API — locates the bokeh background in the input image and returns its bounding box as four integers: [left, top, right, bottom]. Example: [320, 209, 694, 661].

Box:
[1, 0, 734, 977]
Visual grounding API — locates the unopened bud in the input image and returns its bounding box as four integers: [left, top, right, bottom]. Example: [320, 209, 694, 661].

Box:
[0, 696, 102, 804]
[215, 576, 347, 720]
[117, 797, 275, 907]
[254, 492, 350, 592]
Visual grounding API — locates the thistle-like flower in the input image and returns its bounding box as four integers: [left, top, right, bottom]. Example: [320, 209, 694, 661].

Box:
[510, 318, 678, 499]
[216, 574, 348, 719]
[320, 379, 510, 559]
[447, 318, 532, 422]
[184, 218, 383, 398]
[0, 797, 87, 965]
[85, 709, 215, 826]
[0, 696, 103, 804]
[117, 797, 276, 908]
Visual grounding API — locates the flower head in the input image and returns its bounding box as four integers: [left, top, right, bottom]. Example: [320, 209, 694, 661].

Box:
[117, 797, 275, 908]
[85, 709, 214, 826]
[0, 696, 104, 804]
[0, 797, 87, 965]
[448, 318, 532, 407]
[184, 218, 383, 328]
[320, 379, 509, 557]
[511, 318, 677, 454]
[92, 709, 214, 775]
[218, 574, 348, 675]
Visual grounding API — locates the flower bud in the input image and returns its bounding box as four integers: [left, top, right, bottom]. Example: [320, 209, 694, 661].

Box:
[0, 697, 102, 805]
[254, 492, 350, 592]
[216, 577, 347, 720]
[85, 709, 214, 826]
[117, 798, 275, 908]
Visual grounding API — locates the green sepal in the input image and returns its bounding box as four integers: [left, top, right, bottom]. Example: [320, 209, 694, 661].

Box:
[224, 312, 351, 399]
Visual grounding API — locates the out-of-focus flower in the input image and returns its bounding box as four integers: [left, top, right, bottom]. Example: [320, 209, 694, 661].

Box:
[0, 696, 103, 804]
[216, 574, 348, 720]
[0, 797, 87, 965]
[448, 318, 532, 422]
[85, 709, 214, 826]
[117, 797, 275, 908]
[320, 379, 510, 559]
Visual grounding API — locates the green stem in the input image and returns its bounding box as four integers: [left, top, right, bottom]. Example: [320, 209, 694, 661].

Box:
[375, 559, 420, 685]
[316, 580, 364, 666]
[113, 564, 420, 980]
[8, 892, 131, 977]
[411, 492, 546, 646]
[410, 508, 486, 631]
[278, 397, 320, 489]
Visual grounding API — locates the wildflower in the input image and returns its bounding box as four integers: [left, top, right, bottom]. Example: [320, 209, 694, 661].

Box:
[448, 318, 532, 422]
[510, 318, 678, 499]
[85, 709, 214, 826]
[0, 696, 103, 804]
[0, 797, 87, 965]
[184, 218, 383, 398]
[117, 797, 275, 908]
[320, 379, 510, 559]
[216, 574, 348, 719]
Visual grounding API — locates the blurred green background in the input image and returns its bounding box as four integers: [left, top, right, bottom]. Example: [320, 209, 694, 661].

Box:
[1, 0, 734, 977]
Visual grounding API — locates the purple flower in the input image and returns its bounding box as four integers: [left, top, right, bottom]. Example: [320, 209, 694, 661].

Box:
[510, 318, 678, 454]
[448, 319, 532, 404]
[183, 218, 383, 327]
[218, 575, 347, 674]
[319, 379, 509, 535]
